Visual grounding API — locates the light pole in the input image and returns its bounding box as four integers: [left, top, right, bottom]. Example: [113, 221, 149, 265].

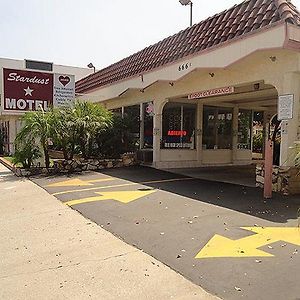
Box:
[87, 63, 96, 73]
[179, 0, 193, 27]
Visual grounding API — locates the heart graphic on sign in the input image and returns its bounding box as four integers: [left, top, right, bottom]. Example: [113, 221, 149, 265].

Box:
[59, 75, 71, 87]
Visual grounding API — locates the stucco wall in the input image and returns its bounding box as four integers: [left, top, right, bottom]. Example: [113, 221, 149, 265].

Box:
[202, 150, 232, 165]
[160, 149, 197, 162]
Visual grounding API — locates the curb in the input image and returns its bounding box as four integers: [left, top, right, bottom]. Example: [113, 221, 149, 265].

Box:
[0, 157, 16, 172]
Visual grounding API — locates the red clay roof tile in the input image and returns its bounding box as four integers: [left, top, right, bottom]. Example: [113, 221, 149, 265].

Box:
[76, 0, 300, 94]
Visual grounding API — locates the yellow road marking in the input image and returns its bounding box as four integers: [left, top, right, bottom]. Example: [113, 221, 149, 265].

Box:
[65, 190, 156, 206]
[52, 177, 195, 196]
[196, 227, 300, 258]
[47, 178, 114, 187]
[88, 178, 114, 183]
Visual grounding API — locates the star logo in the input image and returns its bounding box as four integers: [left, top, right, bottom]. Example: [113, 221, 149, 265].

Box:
[24, 86, 34, 96]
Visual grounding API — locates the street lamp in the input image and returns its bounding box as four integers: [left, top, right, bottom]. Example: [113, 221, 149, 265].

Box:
[87, 62, 96, 73]
[179, 0, 193, 27]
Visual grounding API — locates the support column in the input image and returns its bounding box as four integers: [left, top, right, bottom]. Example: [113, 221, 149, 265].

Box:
[153, 99, 166, 166]
[196, 103, 203, 164]
[232, 106, 239, 163]
[279, 72, 300, 166]
[262, 111, 272, 159]
[139, 103, 144, 150]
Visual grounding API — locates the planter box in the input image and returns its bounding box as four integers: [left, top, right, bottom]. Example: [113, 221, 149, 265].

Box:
[256, 164, 300, 195]
[1, 153, 138, 177]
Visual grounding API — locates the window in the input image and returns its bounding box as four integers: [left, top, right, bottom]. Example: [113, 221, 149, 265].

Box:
[238, 110, 252, 150]
[123, 105, 140, 147]
[162, 103, 196, 149]
[203, 106, 233, 149]
[25, 59, 53, 72]
[111, 108, 122, 117]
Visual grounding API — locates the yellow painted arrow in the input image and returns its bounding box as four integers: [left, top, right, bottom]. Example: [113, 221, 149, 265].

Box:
[64, 190, 156, 206]
[47, 178, 113, 187]
[243, 227, 300, 247]
[196, 227, 300, 259]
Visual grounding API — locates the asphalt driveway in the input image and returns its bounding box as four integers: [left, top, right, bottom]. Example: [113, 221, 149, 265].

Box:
[32, 166, 300, 300]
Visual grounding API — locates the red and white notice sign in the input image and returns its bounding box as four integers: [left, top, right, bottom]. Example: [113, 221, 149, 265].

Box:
[188, 86, 234, 100]
[3, 68, 54, 112]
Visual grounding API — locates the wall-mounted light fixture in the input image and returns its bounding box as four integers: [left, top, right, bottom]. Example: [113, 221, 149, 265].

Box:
[254, 83, 260, 90]
[269, 56, 277, 62]
[209, 72, 215, 78]
[139, 74, 144, 82]
[169, 82, 174, 87]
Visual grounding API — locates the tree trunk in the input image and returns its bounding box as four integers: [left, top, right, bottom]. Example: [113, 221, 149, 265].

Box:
[62, 146, 68, 160]
[42, 140, 50, 169]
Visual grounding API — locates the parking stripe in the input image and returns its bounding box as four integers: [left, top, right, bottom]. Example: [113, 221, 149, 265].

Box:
[52, 177, 195, 196]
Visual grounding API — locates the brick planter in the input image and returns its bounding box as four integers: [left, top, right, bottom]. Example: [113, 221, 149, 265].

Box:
[256, 164, 300, 195]
[2, 153, 138, 177]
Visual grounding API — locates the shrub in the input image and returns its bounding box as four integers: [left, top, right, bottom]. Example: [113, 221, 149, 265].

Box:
[95, 114, 139, 158]
[0, 129, 4, 155]
[12, 140, 41, 169]
[253, 132, 263, 153]
[16, 108, 52, 168]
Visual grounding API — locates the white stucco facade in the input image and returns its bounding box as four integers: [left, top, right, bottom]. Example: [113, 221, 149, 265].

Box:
[78, 22, 300, 168]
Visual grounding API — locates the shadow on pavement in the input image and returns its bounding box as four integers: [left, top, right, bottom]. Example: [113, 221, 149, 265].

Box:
[99, 166, 300, 224]
[0, 170, 25, 183]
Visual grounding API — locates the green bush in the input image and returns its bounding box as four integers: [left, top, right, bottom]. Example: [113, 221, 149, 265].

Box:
[0, 129, 4, 155]
[15, 101, 113, 166]
[253, 132, 263, 153]
[12, 140, 41, 169]
[94, 114, 139, 158]
[295, 148, 300, 168]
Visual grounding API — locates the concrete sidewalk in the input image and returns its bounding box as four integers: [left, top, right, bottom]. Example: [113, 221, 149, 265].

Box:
[0, 163, 217, 300]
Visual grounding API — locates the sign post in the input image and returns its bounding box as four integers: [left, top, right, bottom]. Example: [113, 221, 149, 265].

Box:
[264, 139, 273, 199]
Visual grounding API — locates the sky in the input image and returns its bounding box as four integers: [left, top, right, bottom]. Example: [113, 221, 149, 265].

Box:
[1, 0, 300, 70]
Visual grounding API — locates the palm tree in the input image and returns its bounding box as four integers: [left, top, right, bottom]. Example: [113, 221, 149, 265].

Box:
[50, 108, 77, 160]
[71, 101, 112, 158]
[16, 108, 52, 168]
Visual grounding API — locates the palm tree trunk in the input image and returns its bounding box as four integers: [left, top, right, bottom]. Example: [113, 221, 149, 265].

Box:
[62, 146, 68, 160]
[42, 140, 50, 169]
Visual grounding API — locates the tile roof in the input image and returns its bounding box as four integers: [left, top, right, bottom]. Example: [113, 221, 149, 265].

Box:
[76, 0, 300, 94]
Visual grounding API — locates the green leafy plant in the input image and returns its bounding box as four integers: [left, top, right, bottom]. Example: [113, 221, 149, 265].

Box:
[14, 101, 114, 168]
[49, 108, 77, 160]
[295, 148, 300, 168]
[70, 101, 113, 158]
[12, 139, 41, 169]
[15, 108, 52, 168]
[253, 132, 263, 153]
[0, 129, 4, 155]
[95, 114, 138, 158]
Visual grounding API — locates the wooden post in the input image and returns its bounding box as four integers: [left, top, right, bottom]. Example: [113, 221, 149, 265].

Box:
[264, 139, 273, 199]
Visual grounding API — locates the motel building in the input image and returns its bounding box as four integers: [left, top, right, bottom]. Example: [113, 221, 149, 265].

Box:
[76, 0, 300, 178]
[0, 57, 93, 153]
